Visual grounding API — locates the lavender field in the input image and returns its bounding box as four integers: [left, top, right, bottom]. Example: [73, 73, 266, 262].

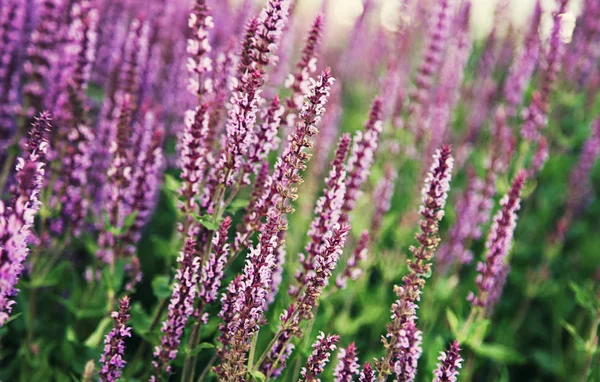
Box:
[0, 0, 599, 381]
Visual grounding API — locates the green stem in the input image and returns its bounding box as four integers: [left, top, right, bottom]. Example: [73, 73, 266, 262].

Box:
[197, 352, 217, 382]
[581, 310, 600, 381]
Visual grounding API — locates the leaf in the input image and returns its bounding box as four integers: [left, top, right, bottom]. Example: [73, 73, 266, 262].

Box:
[472, 343, 523, 364]
[121, 211, 139, 233]
[84, 317, 111, 348]
[561, 320, 586, 350]
[164, 173, 182, 193]
[446, 308, 459, 337]
[188, 342, 215, 356]
[197, 214, 219, 231]
[228, 199, 249, 212]
[569, 282, 597, 313]
[152, 276, 172, 299]
[249, 370, 266, 382]
[31, 261, 70, 288]
[129, 302, 152, 339]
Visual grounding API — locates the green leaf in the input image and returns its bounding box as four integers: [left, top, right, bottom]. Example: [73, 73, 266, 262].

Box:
[569, 282, 597, 313]
[446, 308, 459, 337]
[188, 342, 215, 356]
[561, 320, 586, 350]
[31, 261, 70, 288]
[84, 317, 111, 348]
[129, 302, 152, 339]
[121, 211, 139, 233]
[164, 173, 182, 193]
[152, 276, 172, 299]
[197, 214, 219, 231]
[249, 370, 266, 382]
[472, 343, 523, 364]
[228, 198, 249, 212]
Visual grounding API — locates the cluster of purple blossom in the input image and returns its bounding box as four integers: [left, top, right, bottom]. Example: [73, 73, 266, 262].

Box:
[0, 0, 599, 381]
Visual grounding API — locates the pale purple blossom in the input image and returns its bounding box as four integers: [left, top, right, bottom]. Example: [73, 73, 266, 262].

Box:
[334, 342, 360, 382]
[433, 341, 463, 382]
[99, 296, 132, 382]
[300, 332, 340, 382]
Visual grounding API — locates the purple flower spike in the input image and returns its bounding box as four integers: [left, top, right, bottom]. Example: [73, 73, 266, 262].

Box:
[199, 216, 232, 304]
[217, 69, 335, 380]
[408, 0, 453, 138]
[246, 96, 284, 173]
[282, 13, 324, 135]
[555, 119, 600, 241]
[392, 319, 423, 382]
[377, 146, 453, 379]
[521, 0, 570, 141]
[186, 0, 214, 98]
[334, 342, 360, 382]
[124, 116, 165, 256]
[300, 332, 340, 382]
[23, 0, 63, 117]
[0, 113, 51, 326]
[433, 341, 463, 382]
[504, 0, 542, 118]
[99, 296, 132, 382]
[468, 171, 526, 308]
[293, 134, 350, 296]
[360, 362, 376, 382]
[152, 238, 200, 379]
[336, 230, 369, 289]
[340, 97, 384, 224]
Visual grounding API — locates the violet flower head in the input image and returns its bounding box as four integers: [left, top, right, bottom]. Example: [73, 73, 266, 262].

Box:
[284, 13, 324, 121]
[293, 133, 350, 296]
[98, 296, 132, 382]
[186, 0, 214, 98]
[360, 362, 376, 382]
[504, 0, 542, 117]
[0, 113, 51, 326]
[199, 216, 232, 304]
[334, 342, 360, 382]
[433, 341, 463, 382]
[152, 238, 200, 378]
[392, 319, 423, 382]
[436, 167, 482, 271]
[124, 117, 165, 255]
[178, 103, 210, 224]
[521, 0, 571, 141]
[246, 96, 284, 173]
[216, 70, 335, 380]
[336, 230, 369, 289]
[377, 146, 453, 379]
[408, 0, 453, 136]
[23, 0, 63, 116]
[300, 332, 340, 382]
[468, 170, 526, 308]
[340, 97, 384, 224]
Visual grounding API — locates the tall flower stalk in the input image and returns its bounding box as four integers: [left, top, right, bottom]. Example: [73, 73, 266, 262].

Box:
[376, 146, 454, 381]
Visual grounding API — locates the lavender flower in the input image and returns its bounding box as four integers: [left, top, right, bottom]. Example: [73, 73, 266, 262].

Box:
[152, 238, 200, 378]
[300, 332, 340, 382]
[372, 165, 397, 238]
[0, 113, 50, 326]
[504, 0, 542, 118]
[468, 170, 526, 308]
[282, 14, 324, 136]
[340, 98, 384, 224]
[336, 230, 369, 289]
[521, 0, 571, 141]
[433, 341, 463, 382]
[392, 319, 423, 381]
[23, 0, 63, 117]
[123, 116, 165, 256]
[377, 146, 454, 379]
[216, 69, 335, 380]
[198, 216, 232, 304]
[555, 118, 600, 242]
[407, 0, 453, 138]
[334, 342, 360, 382]
[246, 96, 284, 173]
[186, 0, 214, 99]
[360, 362, 376, 382]
[261, 225, 350, 377]
[292, 134, 350, 296]
[99, 296, 132, 382]
[178, 103, 210, 229]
